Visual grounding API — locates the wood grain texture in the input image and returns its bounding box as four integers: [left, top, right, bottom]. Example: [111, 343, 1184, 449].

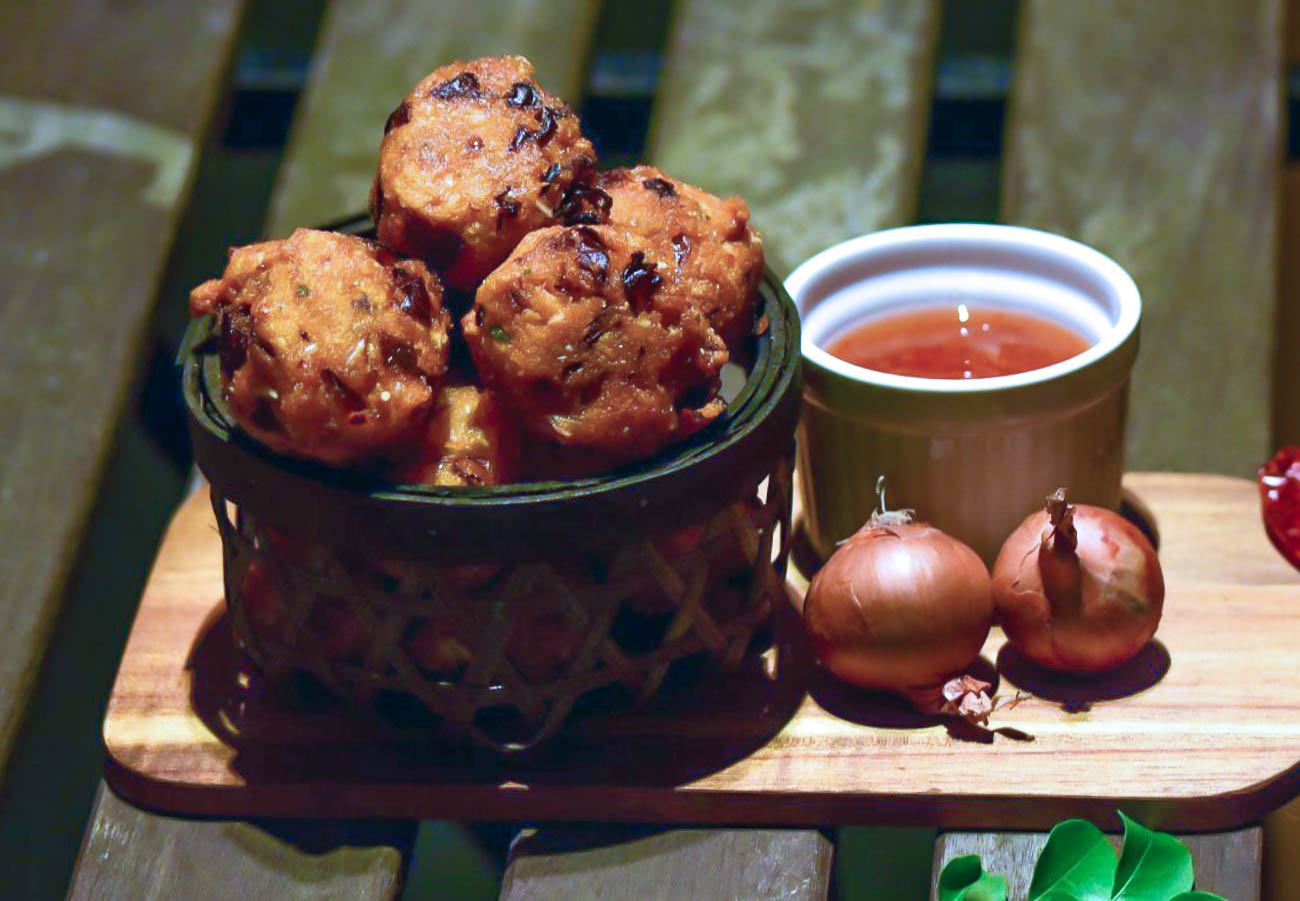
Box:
[263, 0, 600, 237]
[931, 828, 1261, 901]
[1003, 0, 1282, 475]
[500, 826, 833, 901]
[102, 474, 1300, 830]
[649, 0, 940, 275]
[69, 783, 413, 901]
[0, 0, 244, 775]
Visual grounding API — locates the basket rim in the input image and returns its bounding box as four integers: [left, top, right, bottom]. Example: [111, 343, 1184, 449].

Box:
[181, 239, 800, 514]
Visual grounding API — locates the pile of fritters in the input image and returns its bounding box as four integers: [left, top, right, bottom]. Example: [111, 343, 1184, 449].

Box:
[190, 54, 764, 486]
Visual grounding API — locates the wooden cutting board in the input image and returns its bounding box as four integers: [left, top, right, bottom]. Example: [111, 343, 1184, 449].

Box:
[103, 473, 1300, 830]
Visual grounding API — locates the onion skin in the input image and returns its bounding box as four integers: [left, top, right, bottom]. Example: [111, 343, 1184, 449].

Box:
[803, 520, 994, 693]
[992, 498, 1164, 674]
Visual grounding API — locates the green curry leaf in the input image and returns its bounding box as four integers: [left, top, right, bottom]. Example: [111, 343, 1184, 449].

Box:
[1111, 812, 1195, 900]
[939, 854, 1010, 901]
[1028, 818, 1117, 900]
[942, 813, 1225, 901]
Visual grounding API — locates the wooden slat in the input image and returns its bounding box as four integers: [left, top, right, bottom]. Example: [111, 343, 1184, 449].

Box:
[1281, 0, 1300, 447]
[1267, 0, 1300, 879]
[0, 0, 244, 775]
[931, 828, 1262, 901]
[73, 6, 608, 900]
[1260, 11, 1300, 893]
[70, 784, 414, 901]
[1276, 165, 1300, 447]
[500, 826, 833, 901]
[649, 0, 941, 275]
[1002, 0, 1282, 476]
[264, 0, 601, 236]
[649, 7, 942, 894]
[1265, 795, 1300, 901]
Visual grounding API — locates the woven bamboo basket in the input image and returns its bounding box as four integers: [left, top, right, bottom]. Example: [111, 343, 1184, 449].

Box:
[180, 222, 801, 752]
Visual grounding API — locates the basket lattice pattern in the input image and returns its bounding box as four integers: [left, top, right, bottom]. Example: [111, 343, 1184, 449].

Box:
[215, 456, 793, 751]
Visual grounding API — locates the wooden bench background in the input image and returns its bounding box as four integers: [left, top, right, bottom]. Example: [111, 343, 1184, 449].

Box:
[0, 0, 1295, 898]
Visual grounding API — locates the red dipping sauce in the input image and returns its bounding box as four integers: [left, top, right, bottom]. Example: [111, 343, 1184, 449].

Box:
[825, 304, 1091, 379]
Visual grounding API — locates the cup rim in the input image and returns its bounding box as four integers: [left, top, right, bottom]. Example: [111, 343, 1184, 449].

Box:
[785, 223, 1141, 394]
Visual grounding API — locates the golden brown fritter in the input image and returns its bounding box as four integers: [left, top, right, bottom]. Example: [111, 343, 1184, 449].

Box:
[190, 228, 450, 465]
[402, 615, 474, 677]
[240, 559, 370, 662]
[242, 548, 580, 679]
[463, 224, 729, 458]
[388, 382, 520, 487]
[598, 166, 763, 351]
[372, 55, 602, 295]
[402, 598, 582, 682]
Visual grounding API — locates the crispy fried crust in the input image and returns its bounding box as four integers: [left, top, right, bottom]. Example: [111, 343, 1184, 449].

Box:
[372, 55, 599, 294]
[463, 224, 729, 458]
[190, 228, 450, 465]
[388, 382, 520, 487]
[598, 165, 763, 351]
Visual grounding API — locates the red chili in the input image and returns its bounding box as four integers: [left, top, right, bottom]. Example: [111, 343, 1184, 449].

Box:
[1259, 446, 1300, 571]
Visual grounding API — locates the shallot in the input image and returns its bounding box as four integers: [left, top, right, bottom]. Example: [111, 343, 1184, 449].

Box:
[803, 504, 993, 702]
[991, 488, 1163, 673]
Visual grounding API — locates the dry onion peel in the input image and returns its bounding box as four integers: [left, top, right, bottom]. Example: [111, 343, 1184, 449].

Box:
[992, 488, 1164, 674]
[803, 498, 994, 712]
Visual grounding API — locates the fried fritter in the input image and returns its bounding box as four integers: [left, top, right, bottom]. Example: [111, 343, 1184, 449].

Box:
[389, 382, 520, 487]
[402, 598, 582, 683]
[190, 228, 450, 465]
[240, 559, 370, 662]
[463, 224, 729, 458]
[372, 55, 600, 294]
[598, 166, 763, 351]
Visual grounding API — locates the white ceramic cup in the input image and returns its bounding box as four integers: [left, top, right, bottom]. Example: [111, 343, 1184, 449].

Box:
[786, 223, 1141, 564]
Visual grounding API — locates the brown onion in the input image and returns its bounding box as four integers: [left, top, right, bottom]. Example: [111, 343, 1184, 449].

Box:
[803, 511, 994, 695]
[992, 489, 1164, 673]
